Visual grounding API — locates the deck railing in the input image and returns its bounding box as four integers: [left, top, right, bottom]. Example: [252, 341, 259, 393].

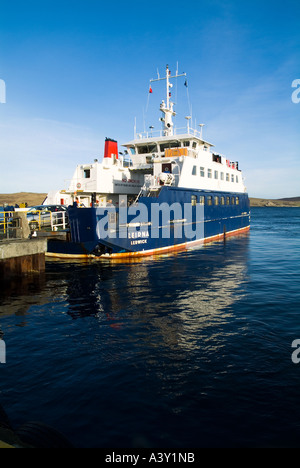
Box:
[134, 126, 203, 140]
[27, 210, 68, 231]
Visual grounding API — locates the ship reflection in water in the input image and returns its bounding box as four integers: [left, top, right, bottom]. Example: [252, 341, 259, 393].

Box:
[48, 233, 250, 357]
[0, 233, 250, 357]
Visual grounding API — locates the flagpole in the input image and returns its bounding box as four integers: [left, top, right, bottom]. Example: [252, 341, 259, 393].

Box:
[166, 65, 170, 110]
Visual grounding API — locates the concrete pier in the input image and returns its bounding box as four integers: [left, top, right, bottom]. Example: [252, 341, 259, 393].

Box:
[0, 238, 47, 279]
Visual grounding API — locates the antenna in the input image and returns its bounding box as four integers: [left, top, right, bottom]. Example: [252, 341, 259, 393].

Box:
[185, 115, 191, 133]
[150, 64, 186, 136]
[198, 123, 205, 139]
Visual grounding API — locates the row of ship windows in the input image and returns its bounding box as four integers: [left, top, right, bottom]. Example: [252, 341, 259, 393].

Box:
[134, 141, 198, 154]
[192, 166, 239, 183]
[191, 195, 240, 206]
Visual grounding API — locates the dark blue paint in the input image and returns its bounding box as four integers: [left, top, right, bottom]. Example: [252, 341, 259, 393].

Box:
[49, 188, 250, 255]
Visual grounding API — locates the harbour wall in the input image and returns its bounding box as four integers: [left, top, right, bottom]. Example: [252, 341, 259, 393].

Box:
[0, 238, 47, 279]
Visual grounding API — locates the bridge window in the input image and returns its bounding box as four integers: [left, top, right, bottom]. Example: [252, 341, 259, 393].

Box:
[84, 169, 90, 178]
[137, 144, 157, 154]
[159, 142, 178, 152]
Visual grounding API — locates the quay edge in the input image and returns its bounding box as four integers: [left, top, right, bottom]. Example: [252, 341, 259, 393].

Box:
[0, 238, 47, 279]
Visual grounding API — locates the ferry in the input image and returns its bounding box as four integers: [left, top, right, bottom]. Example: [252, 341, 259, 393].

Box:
[46, 65, 250, 260]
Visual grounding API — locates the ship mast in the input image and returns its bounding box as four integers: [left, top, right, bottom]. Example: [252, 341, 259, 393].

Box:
[150, 64, 186, 137]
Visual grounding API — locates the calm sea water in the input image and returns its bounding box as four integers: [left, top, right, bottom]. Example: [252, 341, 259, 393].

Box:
[0, 207, 300, 448]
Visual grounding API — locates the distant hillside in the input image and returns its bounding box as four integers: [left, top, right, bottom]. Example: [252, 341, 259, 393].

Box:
[0, 192, 47, 207]
[278, 197, 300, 202]
[250, 197, 300, 207]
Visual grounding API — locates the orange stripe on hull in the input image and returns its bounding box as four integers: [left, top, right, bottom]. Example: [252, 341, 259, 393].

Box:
[46, 225, 250, 261]
[109, 225, 250, 259]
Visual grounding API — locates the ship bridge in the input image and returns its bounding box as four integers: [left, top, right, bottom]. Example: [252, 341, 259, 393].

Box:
[122, 131, 214, 167]
[122, 64, 214, 167]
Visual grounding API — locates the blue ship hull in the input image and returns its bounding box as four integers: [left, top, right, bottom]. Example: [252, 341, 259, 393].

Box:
[47, 187, 250, 259]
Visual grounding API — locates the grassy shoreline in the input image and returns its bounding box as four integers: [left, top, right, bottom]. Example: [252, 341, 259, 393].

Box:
[0, 192, 47, 207]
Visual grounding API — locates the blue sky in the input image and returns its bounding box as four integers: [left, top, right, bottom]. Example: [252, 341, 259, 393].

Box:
[0, 0, 299, 198]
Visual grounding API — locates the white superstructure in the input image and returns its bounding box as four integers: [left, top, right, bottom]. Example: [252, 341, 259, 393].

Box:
[44, 138, 151, 207]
